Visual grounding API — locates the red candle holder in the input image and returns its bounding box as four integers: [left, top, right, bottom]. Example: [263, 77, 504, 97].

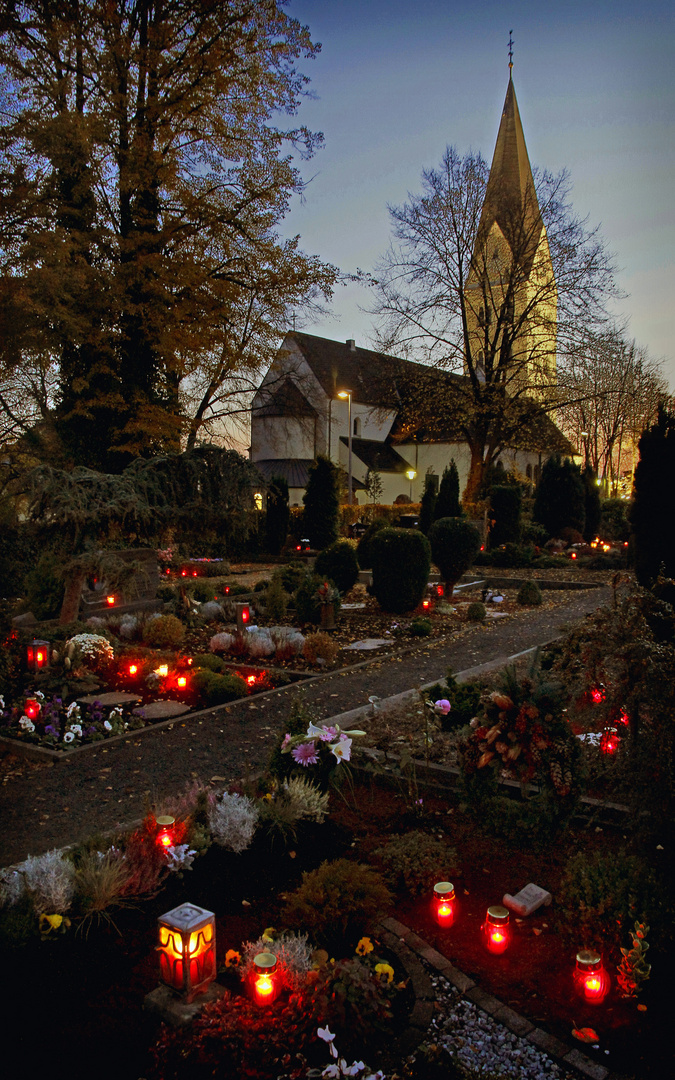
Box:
[483, 905, 510, 954]
[575, 950, 610, 1004]
[24, 698, 41, 720]
[236, 603, 250, 633]
[432, 881, 456, 927]
[250, 952, 280, 1006]
[27, 639, 50, 672]
[157, 902, 216, 1002]
[155, 816, 176, 849]
[600, 727, 620, 754]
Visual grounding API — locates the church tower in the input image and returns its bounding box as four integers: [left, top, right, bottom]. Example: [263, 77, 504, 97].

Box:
[464, 67, 557, 396]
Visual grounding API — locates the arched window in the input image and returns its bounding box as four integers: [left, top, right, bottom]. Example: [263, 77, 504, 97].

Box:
[526, 464, 532, 480]
[353, 416, 361, 437]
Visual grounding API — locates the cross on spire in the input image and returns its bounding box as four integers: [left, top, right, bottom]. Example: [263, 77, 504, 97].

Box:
[508, 30, 514, 76]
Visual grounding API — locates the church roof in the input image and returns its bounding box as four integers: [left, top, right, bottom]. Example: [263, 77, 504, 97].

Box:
[255, 378, 316, 417]
[287, 332, 408, 408]
[338, 436, 410, 474]
[475, 77, 544, 274]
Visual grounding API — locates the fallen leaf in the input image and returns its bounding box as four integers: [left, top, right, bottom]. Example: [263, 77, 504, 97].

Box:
[241, 899, 251, 907]
[533, 928, 542, 936]
[210, 775, 227, 782]
[572, 1026, 599, 1044]
[637, 1003, 647, 1012]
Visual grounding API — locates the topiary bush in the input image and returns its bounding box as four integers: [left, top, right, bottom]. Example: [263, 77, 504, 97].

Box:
[369, 528, 431, 613]
[488, 542, 535, 568]
[282, 858, 392, 950]
[466, 601, 486, 622]
[517, 580, 543, 606]
[314, 540, 359, 594]
[410, 616, 432, 636]
[302, 455, 340, 549]
[372, 831, 458, 896]
[191, 668, 248, 706]
[265, 475, 290, 556]
[428, 517, 481, 597]
[294, 572, 332, 624]
[356, 518, 388, 570]
[142, 613, 185, 647]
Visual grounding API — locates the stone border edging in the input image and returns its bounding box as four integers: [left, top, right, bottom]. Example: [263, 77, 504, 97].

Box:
[378, 917, 620, 1080]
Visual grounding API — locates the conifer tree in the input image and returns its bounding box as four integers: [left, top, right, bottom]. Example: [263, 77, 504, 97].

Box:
[582, 466, 602, 542]
[533, 455, 585, 538]
[302, 456, 340, 550]
[419, 474, 438, 534]
[265, 476, 290, 556]
[434, 461, 462, 519]
[630, 408, 675, 585]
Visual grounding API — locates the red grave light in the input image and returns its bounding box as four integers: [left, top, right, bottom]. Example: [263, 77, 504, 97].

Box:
[192, 570, 198, 577]
[422, 599, 431, 610]
[106, 595, 116, 606]
[27, 639, 50, 672]
[575, 950, 610, 1004]
[483, 905, 510, 954]
[181, 569, 187, 577]
[570, 552, 577, 560]
[128, 662, 139, 676]
[590, 686, 605, 704]
[246, 674, 256, 686]
[155, 815, 175, 849]
[432, 881, 456, 927]
[250, 952, 280, 1006]
[600, 728, 619, 755]
[24, 698, 41, 720]
[177, 675, 187, 689]
[436, 585, 444, 597]
[157, 903, 217, 1003]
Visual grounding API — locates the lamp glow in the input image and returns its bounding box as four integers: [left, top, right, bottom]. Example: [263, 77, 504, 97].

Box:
[575, 950, 610, 1004]
[250, 952, 280, 1006]
[483, 905, 510, 954]
[157, 902, 216, 1002]
[155, 815, 175, 849]
[432, 881, 456, 927]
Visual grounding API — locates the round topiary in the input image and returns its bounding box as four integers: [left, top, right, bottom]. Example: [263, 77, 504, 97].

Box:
[192, 668, 248, 705]
[314, 540, 359, 594]
[410, 616, 432, 636]
[369, 527, 431, 613]
[517, 580, 543, 606]
[466, 601, 486, 622]
[142, 613, 185, 647]
[428, 517, 481, 598]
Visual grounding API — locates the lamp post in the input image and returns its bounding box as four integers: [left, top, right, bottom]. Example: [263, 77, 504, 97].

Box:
[337, 390, 353, 505]
[406, 468, 416, 501]
[580, 431, 589, 470]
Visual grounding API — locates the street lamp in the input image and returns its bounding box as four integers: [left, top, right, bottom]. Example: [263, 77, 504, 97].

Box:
[337, 390, 353, 505]
[406, 468, 416, 501]
[580, 431, 589, 470]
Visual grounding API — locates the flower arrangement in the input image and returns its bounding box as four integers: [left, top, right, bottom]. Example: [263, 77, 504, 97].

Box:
[315, 580, 341, 607]
[0, 695, 144, 750]
[281, 720, 366, 771]
[65, 633, 115, 671]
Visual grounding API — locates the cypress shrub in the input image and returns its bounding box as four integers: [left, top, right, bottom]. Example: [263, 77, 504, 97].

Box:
[428, 517, 481, 598]
[419, 475, 438, 534]
[265, 475, 290, 555]
[533, 455, 585, 538]
[314, 540, 359, 594]
[356, 518, 388, 569]
[302, 455, 340, 549]
[630, 408, 675, 585]
[489, 485, 522, 547]
[434, 460, 461, 519]
[582, 467, 602, 542]
[370, 528, 431, 613]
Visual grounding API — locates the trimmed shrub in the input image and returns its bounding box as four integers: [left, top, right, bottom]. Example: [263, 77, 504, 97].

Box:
[600, 497, 631, 541]
[419, 474, 438, 534]
[410, 616, 432, 636]
[275, 561, 307, 594]
[294, 572, 330, 624]
[314, 540, 359, 594]
[631, 409, 675, 584]
[428, 517, 481, 597]
[466, 601, 486, 622]
[303, 632, 340, 666]
[302, 455, 340, 549]
[488, 542, 535, 568]
[533, 455, 585, 538]
[192, 668, 248, 705]
[372, 831, 459, 896]
[489, 485, 522, 547]
[517, 580, 543, 606]
[193, 652, 228, 673]
[22, 553, 64, 620]
[356, 517, 388, 569]
[282, 858, 392, 950]
[186, 580, 215, 603]
[263, 576, 288, 622]
[369, 528, 431, 613]
[265, 475, 290, 556]
[582, 467, 602, 542]
[434, 460, 461, 519]
[142, 613, 185, 647]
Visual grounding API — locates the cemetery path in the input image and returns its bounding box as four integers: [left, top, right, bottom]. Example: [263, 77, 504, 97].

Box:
[0, 586, 611, 867]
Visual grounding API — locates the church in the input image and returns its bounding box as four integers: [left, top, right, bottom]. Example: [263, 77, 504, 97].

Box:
[250, 72, 573, 507]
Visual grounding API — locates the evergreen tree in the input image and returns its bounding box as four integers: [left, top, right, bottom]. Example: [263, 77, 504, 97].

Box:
[265, 476, 290, 556]
[582, 466, 602, 542]
[302, 456, 340, 549]
[533, 455, 585, 538]
[428, 517, 481, 598]
[630, 408, 675, 585]
[434, 460, 461, 519]
[489, 485, 522, 547]
[419, 474, 438, 534]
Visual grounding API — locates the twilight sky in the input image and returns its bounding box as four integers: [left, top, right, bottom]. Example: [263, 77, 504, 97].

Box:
[281, 0, 675, 389]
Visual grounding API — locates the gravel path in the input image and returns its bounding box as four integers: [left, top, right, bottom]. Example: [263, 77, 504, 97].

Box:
[0, 587, 609, 868]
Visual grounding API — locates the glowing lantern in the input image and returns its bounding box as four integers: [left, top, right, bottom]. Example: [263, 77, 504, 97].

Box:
[157, 903, 217, 1002]
[155, 816, 176, 849]
[575, 950, 610, 1004]
[617, 708, 629, 726]
[128, 662, 139, 676]
[181, 569, 187, 577]
[590, 686, 605, 704]
[27, 639, 50, 672]
[570, 552, 577, 560]
[24, 698, 41, 720]
[432, 881, 456, 927]
[600, 728, 619, 754]
[155, 664, 169, 678]
[192, 570, 198, 577]
[166, 568, 171, 575]
[246, 674, 256, 686]
[436, 585, 444, 597]
[106, 595, 116, 606]
[236, 603, 250, 633]
[177, 675, 187, 689]
[422, 599, 431, 611]
[483, 905, 510, 954]
[250, 952, 280, 1006]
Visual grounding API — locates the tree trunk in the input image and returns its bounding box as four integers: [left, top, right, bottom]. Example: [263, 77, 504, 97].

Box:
[463, 445, 485, 505]
[59, 569, 87, 624]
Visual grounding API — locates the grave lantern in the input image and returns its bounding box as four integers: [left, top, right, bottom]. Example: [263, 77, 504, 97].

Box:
[106, 595, 116, 606]
[436, 584, 444, 597]
[600, 727, 620, 754]
[236, 603, 250, 633]
[250, 952, 280, 1006]
[157, 903, 216, 1002]
[155, 816, 176, 849]
[24, 697, 41, 720]
[177, 675, 187, 689]
[432, 881, 456, 927]
[483, 905, 510, 954]
[574, 950, 610, 1004]
[27, 639, 50, 673]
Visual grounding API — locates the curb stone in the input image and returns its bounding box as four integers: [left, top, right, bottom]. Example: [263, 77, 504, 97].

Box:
[379, 917, 617, 1080]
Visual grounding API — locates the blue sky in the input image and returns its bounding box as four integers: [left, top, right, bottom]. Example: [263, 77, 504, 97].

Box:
[281, 0, 675, 388]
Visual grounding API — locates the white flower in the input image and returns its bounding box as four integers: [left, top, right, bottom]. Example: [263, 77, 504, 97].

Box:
[322, 1066, 341, 1079]
[35, 690, 45, 700]
[63, 731, 75, 743]
[109, 707, 124, 723]
[19, 716, 35, 732]
[344, 1064, 366, 1078]
[66, 702, 80, 719]
[166, 845, 197, 872]
[318, 1026, 336, 1046]
[306, 722, 326, 739]
[103, 720, 112, 731]
[329, 737, 352, 763]
[0, 696, 5, 709]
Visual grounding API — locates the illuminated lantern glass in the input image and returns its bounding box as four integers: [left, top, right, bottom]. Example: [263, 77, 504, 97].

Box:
[106, 595, 116, 606]
[590, 685, 605, 704]
[27, 639, 50, 673]
[246, 674, 256, 686]
[236, 603, 251, 633]
[177, 675, 187, 689]
[436, 585, 444, 597]
[422, 599, 431, 610]
[24, 698, 41, 720]
[575, 950, 610, 1004]
[483, 905, 510, 954]
[128, 662, 139, 676]
[155, 815, 175, 849]
[250, 952, 280, 1006]
[157, 903, 217, 1002]
[432, 881, 455, 927]
[600, 728, 619, 754]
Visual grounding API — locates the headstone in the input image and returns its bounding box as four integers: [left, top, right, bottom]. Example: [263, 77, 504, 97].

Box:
[79, 548, 161, 616]
[12, 611, 38, 627]
[502, 883, 552, 916]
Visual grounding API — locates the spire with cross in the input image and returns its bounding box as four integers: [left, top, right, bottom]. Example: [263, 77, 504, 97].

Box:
[508, 30, 514, 76]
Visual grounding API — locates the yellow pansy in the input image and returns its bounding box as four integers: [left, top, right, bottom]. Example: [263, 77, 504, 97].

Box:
[375, 962, 395, 984]
[356, 936, 374, 956]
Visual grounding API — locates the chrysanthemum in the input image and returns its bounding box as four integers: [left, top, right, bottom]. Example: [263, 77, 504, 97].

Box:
[291, 741, 319, 766]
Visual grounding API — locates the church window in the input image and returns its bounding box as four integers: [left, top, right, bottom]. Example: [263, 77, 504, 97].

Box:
[526, 464, 532, 480]
[353, 416, 361, 437]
